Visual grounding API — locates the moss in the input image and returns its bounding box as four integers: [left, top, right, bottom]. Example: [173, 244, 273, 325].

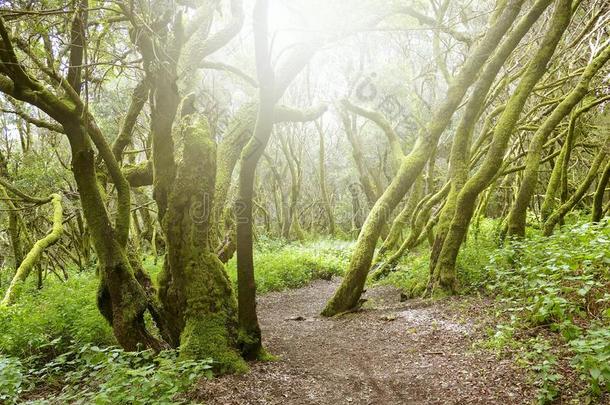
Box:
[256, 348, 278, 362]
[157, 105, 247, 366]
[180, 313, 248, 374]
[431, 0, 573, 294]
[1, 193, 63, 306]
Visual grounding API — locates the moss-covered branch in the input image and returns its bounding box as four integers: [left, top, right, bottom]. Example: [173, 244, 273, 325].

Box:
[1, 193, 63, 306]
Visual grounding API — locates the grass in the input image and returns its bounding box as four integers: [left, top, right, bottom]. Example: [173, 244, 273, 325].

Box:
[5, 219, 607, 403]
[372, 216, 610, 402]
[0, 271, 116, 359]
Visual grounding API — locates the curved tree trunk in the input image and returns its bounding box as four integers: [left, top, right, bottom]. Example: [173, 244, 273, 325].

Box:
[322, 0, 525, 316]
[507, 43, 610, 236]
[430, 0, 554, 273]
[1, 193, 62, 306]
[540, 96, 610, 220]
[379, 177, 424, 255]
[592, 159, 610, 223]
[431, 0, 573, 293]
[543, 143, 609, 235]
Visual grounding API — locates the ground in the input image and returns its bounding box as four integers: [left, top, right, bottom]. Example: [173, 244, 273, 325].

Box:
[189, 279, 535, 404]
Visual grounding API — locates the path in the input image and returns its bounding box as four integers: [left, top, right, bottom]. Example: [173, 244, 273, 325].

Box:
[190, 279, 534, 404]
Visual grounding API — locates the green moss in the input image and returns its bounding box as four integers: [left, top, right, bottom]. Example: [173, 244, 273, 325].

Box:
[256, 348, 278, 362]
[180, 314, 248, 374]
[1, 194, 63, 306]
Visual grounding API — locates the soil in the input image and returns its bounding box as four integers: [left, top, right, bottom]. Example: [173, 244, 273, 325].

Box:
[189, 279, 537, 404]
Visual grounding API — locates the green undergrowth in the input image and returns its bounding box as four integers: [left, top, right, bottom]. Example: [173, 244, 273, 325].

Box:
[225, 238, 353, 293]
[0, 238, 353, 403]
[0, 272, 115, 359]
[1, 345, 213, 404]
[484, 219, 610, 403]
[374, 218, 500, 298]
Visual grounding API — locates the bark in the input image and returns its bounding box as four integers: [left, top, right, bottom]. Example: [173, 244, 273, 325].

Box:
[214, 104, 326, 254]
[157, 103, 246, 371]
[0, 15, 162, 351]
[379, 177, 424, 255]
[235, 0, 274, 359]
[540, 96, 610, 220]
[430, 0, 554, 272]
[317, 122, 335, 236]
[543, 142, 609, 235]
[0, 152, 24, 269]
[592, 159, 610, 223]
[279, 131, 303, 240]
[341, 109, 380, 207]
[371, 182, 450, 281]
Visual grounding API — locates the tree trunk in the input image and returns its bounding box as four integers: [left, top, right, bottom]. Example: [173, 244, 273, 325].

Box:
[316, 121, 335, 236]
[592, 159, 610, 223]
[543, 143, 609, 235]
[507, 43, 610, 236]
[431, 0, 573, 293]
[430, 0, 554, 273]
[322, 0, 525, 316]
[1, 193, 62, 306]
[157, 106, 246, 372]
[235, 0, 274, 358]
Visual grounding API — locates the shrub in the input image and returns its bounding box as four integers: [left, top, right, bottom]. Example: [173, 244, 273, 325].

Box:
[0, 272, 115, 359]
[2, 345, 212, 404]
[0, 356, 25, 404]
[487, 219, 610, 400]
[375, 218, 500, 297]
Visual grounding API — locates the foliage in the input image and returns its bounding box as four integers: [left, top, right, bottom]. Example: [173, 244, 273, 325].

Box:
[0, 272, 115, 359]
[376, 218, 499, 297]
[0, 346, 212, 404]
[485, 219, 610, 401]
[0, 356, 25, 404]
[225, 239, 353, 293]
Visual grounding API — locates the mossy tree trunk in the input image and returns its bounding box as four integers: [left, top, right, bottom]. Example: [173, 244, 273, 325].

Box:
[379, 177, 424, 255]
[543, 142, 609, 235]
[322, 0, 525, 316]
[0, 14, 163, 351]
[592, 159, 610, 223]
[430, 0, 574, 293]
[540, 96, 610, 221]
[157, 101, 246, 372]
[506, 43, 610, 237]
[1, 193, 62, 306]
[0, 151, 24, 270]
[429, 0, 553, 273]
[126, 3, 249, 368]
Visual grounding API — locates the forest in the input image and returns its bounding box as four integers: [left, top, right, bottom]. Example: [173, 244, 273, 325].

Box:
[0, 0, 609, 403]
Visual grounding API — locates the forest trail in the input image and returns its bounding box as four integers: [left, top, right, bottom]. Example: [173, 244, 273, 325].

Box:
[190, 279, 534, 404]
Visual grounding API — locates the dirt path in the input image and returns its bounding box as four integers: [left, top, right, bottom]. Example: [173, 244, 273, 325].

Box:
[190, 279, 535, 404]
